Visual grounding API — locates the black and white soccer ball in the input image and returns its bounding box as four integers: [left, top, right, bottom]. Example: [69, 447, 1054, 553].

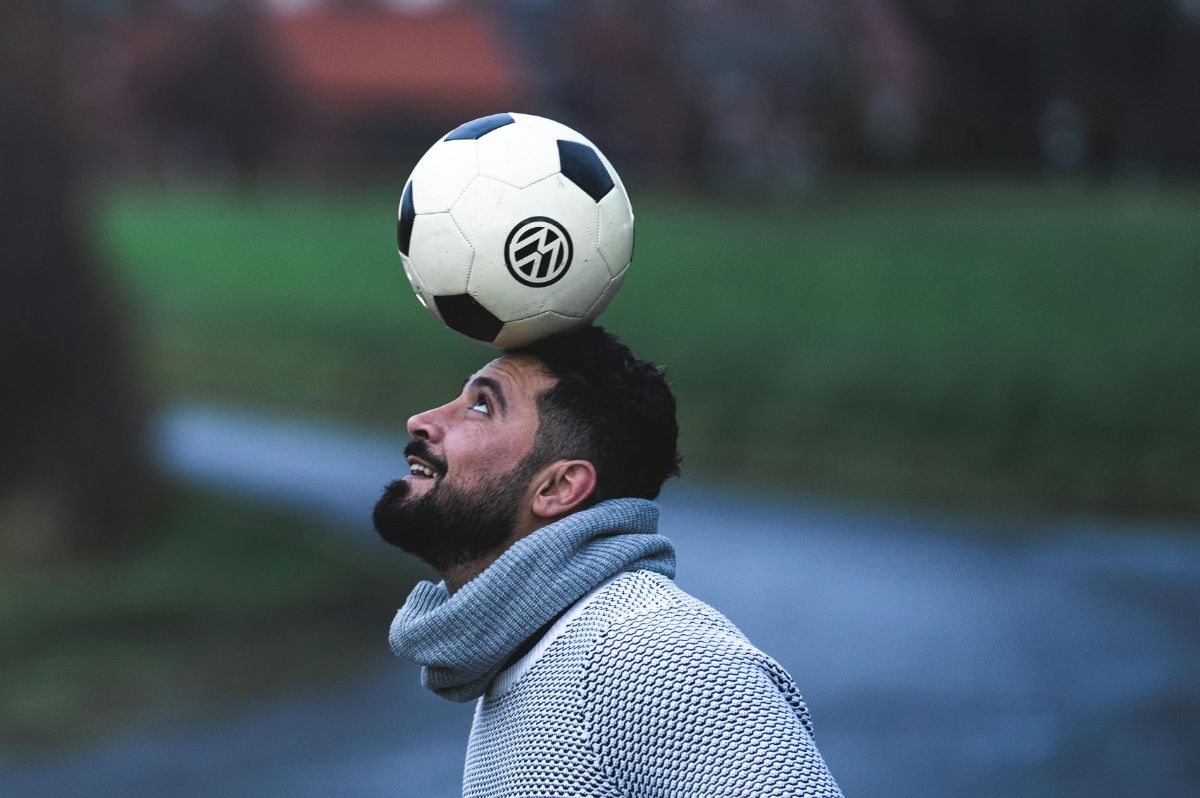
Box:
[397, 113, 634, 348]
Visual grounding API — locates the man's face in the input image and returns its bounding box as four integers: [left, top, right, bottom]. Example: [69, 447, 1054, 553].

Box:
[372, 355, 555, 571]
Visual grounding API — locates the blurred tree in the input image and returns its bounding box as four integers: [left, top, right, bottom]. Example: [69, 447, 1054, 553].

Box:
[0, 0, 153, 559]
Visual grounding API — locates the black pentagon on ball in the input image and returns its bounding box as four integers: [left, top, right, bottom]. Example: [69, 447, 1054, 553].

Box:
[557, 139, 614, 202]
[434, 294, 504, 343]
[397, 181, 415, 256]
[444, 113, 515, 141]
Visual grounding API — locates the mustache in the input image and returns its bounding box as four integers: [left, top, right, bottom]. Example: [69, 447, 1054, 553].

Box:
[404, 439, 448, 476]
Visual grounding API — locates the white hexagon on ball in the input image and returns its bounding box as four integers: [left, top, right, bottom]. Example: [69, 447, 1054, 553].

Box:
[596, 188, 634, 278]
[477, 123, 561, 190]
[582, 264, 628, 321]
[405, 213, 474, 298]
[408, 139, 479, 214]
[509, 112, 591, 146]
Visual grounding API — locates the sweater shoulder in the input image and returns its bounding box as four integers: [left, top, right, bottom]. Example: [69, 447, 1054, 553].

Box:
[581, 571, 817, 732]
[584, 570, 755, 658]
[578, 576, 836, 796]
[583, 570, 730, 627]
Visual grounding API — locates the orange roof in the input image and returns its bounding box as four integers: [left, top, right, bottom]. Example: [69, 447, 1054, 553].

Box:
[266, 8, 527, 119]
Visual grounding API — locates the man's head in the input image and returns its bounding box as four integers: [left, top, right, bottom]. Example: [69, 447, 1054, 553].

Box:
[512, 325, 681, 504]
[373, 326, 680, 573]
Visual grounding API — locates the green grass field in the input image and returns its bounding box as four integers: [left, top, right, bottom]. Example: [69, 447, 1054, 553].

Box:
[0, 489, 417, 752]
[95, 179, 1200, 516]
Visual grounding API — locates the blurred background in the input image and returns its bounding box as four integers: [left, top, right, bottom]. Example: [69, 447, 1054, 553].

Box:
[2, 0, 1198, 795]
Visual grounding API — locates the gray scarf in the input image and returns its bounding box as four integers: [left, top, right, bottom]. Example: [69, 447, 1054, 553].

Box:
[388, 498, 676, 702]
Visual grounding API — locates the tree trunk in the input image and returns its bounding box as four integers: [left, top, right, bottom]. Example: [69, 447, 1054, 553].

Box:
[0, 0, 153, 560]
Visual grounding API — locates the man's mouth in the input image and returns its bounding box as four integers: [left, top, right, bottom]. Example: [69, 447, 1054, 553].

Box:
[407, 457, 439, 479]
[404, 440, 446, 481]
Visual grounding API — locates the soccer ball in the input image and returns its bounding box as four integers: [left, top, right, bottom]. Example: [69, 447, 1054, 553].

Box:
[396, 113, 634, 348]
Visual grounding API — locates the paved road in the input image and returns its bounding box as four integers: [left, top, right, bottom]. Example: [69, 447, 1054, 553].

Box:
[3, 405, 1198, 797]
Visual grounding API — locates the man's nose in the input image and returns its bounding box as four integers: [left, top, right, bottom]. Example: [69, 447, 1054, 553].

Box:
[407, 403, 447, 442]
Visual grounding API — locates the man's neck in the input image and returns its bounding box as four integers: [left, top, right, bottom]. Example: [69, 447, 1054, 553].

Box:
[441, 512, 552, 594]
[441, 548, 506, 595]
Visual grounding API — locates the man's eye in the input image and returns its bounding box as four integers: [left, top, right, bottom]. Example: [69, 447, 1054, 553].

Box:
[470, 396, 490, 414]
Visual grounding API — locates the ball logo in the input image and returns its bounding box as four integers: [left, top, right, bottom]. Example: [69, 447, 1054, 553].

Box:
[504, 216, 573, 287]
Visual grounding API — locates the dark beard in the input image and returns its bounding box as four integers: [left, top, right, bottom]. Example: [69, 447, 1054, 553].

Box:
[372, 459, 534, 573]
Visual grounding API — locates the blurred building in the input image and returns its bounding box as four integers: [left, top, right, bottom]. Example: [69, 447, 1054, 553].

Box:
[83, 0, 529, 178]
[69, 0, 1200, 184]
[264, 3, 528, 171]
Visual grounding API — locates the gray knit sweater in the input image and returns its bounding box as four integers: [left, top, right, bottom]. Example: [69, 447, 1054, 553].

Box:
[389, 500, 842, 797]
[464, 570, 843, 797]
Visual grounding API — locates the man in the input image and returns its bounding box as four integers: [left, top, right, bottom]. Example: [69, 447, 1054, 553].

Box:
[374, 326, 842, 797]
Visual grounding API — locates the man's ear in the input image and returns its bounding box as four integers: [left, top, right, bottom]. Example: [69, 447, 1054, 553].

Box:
[530, 460, 597, 520]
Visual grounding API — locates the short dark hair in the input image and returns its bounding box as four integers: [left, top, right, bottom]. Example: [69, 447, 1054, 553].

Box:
[511, 325, 681, 504]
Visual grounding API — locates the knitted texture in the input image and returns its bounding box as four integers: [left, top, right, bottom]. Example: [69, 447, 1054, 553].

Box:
[389, 498, 675, 702]
[464, 570, 843, 798]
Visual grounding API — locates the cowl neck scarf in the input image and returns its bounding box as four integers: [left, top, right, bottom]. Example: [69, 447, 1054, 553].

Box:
[388, 498, 675, 702]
